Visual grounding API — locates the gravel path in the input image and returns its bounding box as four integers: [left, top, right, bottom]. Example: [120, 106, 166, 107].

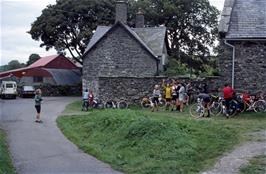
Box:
[0, 97, 122, 174]
[202, 131, 266, 174]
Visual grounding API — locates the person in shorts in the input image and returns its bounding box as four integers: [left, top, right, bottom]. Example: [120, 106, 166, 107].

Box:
[162, 79, 172, 110]
[171, 80, 179, 111]
[34, 89, 43, 123]
[152, 85, 161, 112]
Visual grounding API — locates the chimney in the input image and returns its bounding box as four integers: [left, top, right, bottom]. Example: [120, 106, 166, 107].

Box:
[115, 0, 128, 24]
[135, 9, 145, 28]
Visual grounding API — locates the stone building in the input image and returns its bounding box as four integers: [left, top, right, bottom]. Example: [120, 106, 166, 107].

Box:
[82, 0, 168, 95]
[219, 0, 266, 92]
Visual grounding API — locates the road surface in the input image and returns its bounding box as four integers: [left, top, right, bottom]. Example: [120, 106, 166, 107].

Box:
[0, 97, 122, 174]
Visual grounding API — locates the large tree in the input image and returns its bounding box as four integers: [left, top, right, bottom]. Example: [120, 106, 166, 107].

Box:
[28, 0, 219, 70]
[28, 0, 116, 64]
[130, 0, 219, 71]
[26, 53, 41, 66]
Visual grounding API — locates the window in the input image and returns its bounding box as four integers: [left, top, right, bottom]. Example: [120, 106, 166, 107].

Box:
[33, 76, 43, 83]
[6, 84, 14, 88]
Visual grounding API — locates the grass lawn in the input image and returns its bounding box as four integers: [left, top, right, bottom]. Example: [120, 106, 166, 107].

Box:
[240, 155, 266, 174]
[57, 101, 266, 174]
[0, 129, 15, 174]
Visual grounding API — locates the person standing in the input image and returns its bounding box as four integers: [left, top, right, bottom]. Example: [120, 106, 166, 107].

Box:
[178, 83, 186, 112]
[82, 89, 89, 111]
[152, 85, 161, 112]
[34, 89, 43, 123]
[162, 79, 173, 110]
[171, 80, 178, 111]
[88, 90, 94, 108]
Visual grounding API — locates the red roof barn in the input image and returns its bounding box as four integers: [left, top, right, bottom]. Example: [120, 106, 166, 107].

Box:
[0, 55, 81, 85]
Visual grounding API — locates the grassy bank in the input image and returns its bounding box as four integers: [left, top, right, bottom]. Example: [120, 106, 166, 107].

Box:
[0, 129, 15, 174]
[57, 102, 266, 174]
[240, 155, 266, 174]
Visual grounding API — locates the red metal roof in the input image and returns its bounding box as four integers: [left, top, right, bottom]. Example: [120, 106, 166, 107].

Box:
[0, 55, 78, 77]
[29, 55, 59, 68]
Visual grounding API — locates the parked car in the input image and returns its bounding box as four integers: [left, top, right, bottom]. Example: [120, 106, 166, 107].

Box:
[19, 86, 35, 98]
[0, 81, 17, 99]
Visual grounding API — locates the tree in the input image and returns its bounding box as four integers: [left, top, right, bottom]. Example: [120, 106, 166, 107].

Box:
[0, 60, 26, 72]
[28, 0, 219, 71]
[8, 60, 25, 70]
[130, 0, 219, 72]
[28, 0, 116, 64]
[26, 54, 41, 66]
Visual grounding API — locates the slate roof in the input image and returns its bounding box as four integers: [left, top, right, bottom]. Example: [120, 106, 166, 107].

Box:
[84, 21, 166, 58]
[219, 0, 266, 39]
[44, 68, 81, 85]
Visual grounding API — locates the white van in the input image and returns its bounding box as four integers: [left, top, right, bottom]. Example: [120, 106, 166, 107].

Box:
[0, 81, 17, 99]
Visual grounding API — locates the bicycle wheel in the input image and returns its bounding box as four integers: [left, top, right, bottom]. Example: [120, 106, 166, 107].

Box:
[210, 102, 222, 116]
[141, 99, 151, 108]
[105, 101, 114, 109]
[228, 100, 238, 117]
[118, 101, 128, 109]
[253, 100, 266, 112]
[239, 102, 247, 113]
[190, 103, 205, 118]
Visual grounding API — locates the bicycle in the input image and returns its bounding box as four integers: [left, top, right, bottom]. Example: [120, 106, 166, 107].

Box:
[209, 95, 223, 116]
[193, 95, 239, 118]
[240, 94, 266, 113]
[140, 96, 166, 109]
[92, 98, 105, 109]
[190, 98, 206, 118]
[118, 99, 128, 109]
[81, 99, 89, 111]
[104, 99, 128, 109]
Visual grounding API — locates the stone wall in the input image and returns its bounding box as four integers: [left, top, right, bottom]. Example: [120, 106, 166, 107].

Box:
[220, 41, 266, 93]
[83, 24, 159, 94]
[29, 84, 81, 96]
[83, 26, 158, 78]
[96, 76, 221, 104]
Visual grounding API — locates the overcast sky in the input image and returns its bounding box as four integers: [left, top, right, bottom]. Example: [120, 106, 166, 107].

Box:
[0, 0, 225, 65]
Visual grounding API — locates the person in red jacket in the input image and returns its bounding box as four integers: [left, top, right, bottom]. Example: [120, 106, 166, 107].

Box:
[88, 90, 94, 108]
[223, 84, 235, 117]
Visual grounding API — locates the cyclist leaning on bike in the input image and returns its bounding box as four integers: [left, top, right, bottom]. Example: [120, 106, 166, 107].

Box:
[222, 83, 235, 118]
[197, 93, 211, 117]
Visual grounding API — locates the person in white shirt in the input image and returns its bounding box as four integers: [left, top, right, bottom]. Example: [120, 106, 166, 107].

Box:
[179, 83, 186, 112]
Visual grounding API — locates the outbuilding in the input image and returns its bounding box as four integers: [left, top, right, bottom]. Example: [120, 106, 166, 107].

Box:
[0, 55, 81, 86]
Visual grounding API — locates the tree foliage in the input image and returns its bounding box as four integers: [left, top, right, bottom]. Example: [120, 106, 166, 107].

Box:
[26, 54, 41, 66]
[130, 0, 219, 71]
[28, 0, 116, 64]
[28, 0, 219, 72]
[0, 60, 26, 72]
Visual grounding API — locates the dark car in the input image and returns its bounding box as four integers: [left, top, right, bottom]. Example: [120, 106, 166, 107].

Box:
[20, 86, 35, 98]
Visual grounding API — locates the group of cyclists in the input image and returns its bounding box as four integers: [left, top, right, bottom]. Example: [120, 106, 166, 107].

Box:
[150, 79, 262, 118]
[82, 78, 264, 116]
[151, 79, 193, 112]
